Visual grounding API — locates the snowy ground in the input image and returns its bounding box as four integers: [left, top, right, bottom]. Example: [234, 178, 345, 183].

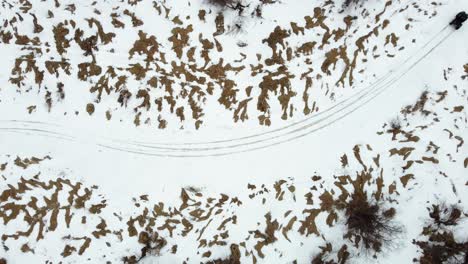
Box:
[0, 0, 467, 263]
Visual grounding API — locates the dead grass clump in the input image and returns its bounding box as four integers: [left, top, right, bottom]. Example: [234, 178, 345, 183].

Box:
[462, 64, 468, 80]
[342, 189, 402, 255]
[205, 244, 241, 264]
[86, 103, 95, 115]
[413, 203, 467, 264]
[118, 90, 132, 107]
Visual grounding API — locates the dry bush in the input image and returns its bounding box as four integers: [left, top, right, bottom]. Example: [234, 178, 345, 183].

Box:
[251, 0, 280, 18]
[413, 204, 468, 264]
[207, 0, 238, 8]
[123, 231, 167, 263]
[385, 117, 404, 140]
[389, 117, 402, 131]
[311, 243, 350, 264]
[341, 188, 402, 255]
[401, 91, 431, 117]
[206, 0, 280, 36]
[429, 204, 463, 227]
[206, 0, 278, 18]
[206, 0, 247, 13]
[343, 0, 363, 7]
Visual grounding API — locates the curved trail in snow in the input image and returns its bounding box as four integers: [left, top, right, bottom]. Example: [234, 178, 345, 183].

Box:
[0, 0, 428, 151]
[0, 25, 454, 157]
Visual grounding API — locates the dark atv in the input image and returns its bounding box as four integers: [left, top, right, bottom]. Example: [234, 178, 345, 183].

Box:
[450, 11, 468, 30]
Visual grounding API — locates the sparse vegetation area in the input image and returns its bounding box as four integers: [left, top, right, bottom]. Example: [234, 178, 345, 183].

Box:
[0, 0, 467, 262]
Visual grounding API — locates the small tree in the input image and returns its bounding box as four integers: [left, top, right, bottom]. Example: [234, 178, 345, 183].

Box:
[343, 189, 401, 254]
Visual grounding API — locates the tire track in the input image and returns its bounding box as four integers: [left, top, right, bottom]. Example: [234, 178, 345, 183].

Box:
[2, 22, 447, 149]
[104, 25, 452, 149]
[0, 26, 453, 157]
[93, 26, 454, 157]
